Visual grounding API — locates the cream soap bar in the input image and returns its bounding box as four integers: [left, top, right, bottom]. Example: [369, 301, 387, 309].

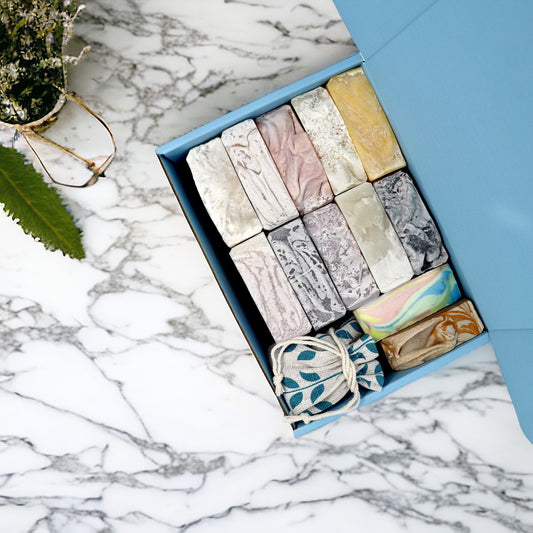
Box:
[354, 264, 462, 341]
[256, 105, 333, 215]
[303, 203, 379, 310]
[291, 87, 367, 194]
[327, 67, 406, 181]
[230, 233, 311, 343]
[268, 219, 346, 330]
[374, 171, 448, 275]
[221, 119, 298, 230]
[336, 182, 413, 293]
[186, 137, 262, 247]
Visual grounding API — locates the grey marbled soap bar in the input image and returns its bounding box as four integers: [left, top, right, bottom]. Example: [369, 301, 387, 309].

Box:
[230, 233, 311, 343]
[373, 170, 448, 275]
[268, 219, 346, 330]
[186, 137, 262, 247]
[336, 183, 414, 293]
[221, 119, 298, 231]
[303, 203, 379, 310]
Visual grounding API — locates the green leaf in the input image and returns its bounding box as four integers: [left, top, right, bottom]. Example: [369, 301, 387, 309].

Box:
[0, 146, 85, 259]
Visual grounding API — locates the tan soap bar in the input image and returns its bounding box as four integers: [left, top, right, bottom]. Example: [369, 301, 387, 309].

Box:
[380, 299, 484, 370]
[186, 138, 262, 247]
[327, 67, 406, 181]
[336, 182, 413, 293]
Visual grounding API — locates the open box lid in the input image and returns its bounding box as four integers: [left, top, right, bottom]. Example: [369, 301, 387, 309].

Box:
[334, 0, 533, 442]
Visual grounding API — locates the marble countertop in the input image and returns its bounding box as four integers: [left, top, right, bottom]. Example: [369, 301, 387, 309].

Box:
[1, 1, 532, 531]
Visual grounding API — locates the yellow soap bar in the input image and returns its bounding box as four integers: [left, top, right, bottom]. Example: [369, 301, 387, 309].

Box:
[327, 67, 406, 181]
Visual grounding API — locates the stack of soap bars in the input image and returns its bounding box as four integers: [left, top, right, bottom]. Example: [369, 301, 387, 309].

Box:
[186, 66, 483, 383]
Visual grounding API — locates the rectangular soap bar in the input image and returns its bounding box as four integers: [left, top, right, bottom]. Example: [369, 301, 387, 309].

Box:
[268, 219, 346, 330]
[354, 264, 462, 341]
[291, 87, 367, 195]
[221, 119, 298, 230]
[255, 105, 333, 215]
[373, 171, 448, 275]
[336, 182, 414, 293]
[327, 67, 406, 181]
[186, 137, 262, 247]
[230, 233, 311, 343]
[380, 299, 484, 370]
[303, 203, 379, 310]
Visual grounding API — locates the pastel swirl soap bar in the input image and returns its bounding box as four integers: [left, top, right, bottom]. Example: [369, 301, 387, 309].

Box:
[256, 105, 333, 215]
[327, 67, 406, 181]
[354, 264, 461, 341]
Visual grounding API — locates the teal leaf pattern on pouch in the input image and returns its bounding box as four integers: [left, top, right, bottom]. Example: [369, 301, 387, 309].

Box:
[336, 329, 351, 339]
[297, 350, 316, 361]
[310, 384, 325, 403]
[290, 392, 303, 409]
[282, 377, 299, 389]
[271, 318, 384, 419]
[300, 371, 320, 382]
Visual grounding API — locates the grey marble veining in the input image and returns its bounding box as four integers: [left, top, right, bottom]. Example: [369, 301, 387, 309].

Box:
[0, 1, 532, 532]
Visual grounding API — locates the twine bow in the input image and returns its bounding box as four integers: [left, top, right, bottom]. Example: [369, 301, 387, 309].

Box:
[271, 318, 384, 424]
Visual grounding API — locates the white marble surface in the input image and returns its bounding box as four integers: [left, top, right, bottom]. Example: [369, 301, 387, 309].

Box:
[0, 1, 532, 532]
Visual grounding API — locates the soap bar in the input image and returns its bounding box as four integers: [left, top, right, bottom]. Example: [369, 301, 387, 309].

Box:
[221, 119, 298, 230]
[255, 105, 333, 215]
[268, 219, 346, 330]
[380, 299, 484, 370]
[336, 182, 413, 293]
[374, 171, 448, 275]
[291, 87, 367, 194]
[354, 264, 461, 341]
[303, 203, 379, 310]
[186, 138, 262, 247]
[327, 67, 406, 181]
[230, 233, 311, 343]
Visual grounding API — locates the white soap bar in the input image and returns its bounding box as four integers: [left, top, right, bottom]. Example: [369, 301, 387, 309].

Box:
[230, 233, 311, 343]
[336, 183, 414, 293]
[186, 137, 262, 247]
[221, 119, 298, 230]
[291, 87, 367, 195]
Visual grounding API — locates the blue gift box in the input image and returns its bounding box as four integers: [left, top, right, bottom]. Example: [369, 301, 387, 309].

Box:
[157, 0, 533, 442]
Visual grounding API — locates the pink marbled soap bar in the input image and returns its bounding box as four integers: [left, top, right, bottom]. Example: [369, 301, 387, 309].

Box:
[256, 105, 333, 215]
